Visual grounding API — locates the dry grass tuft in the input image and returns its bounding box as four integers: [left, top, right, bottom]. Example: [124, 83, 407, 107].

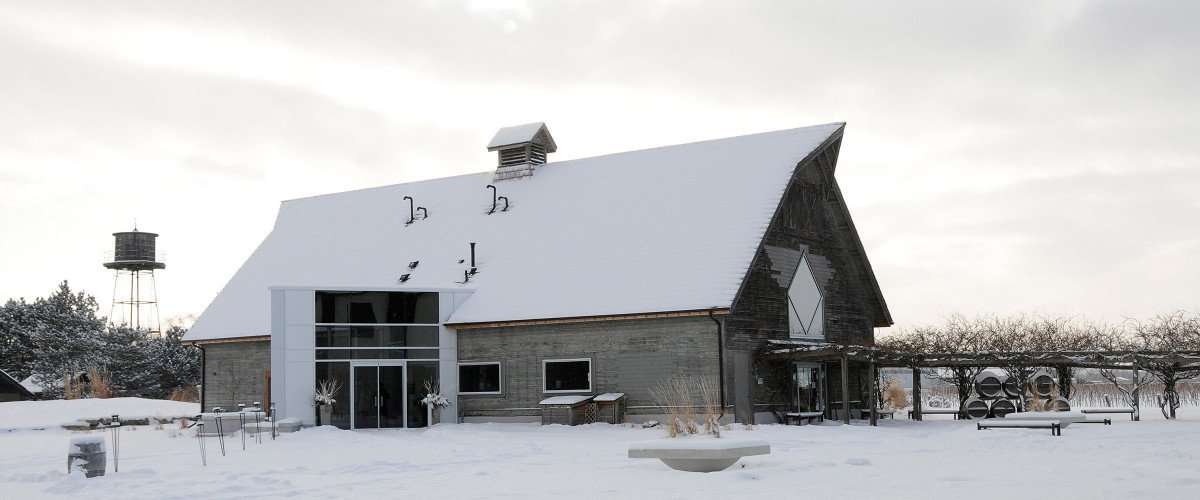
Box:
[649, 375, 723, 438]
[62, 373, 84, 400]
[883, 379, 908, 409]
[698, 376, 721, 437]
[86, 366, 113, 399]
[169, 385, 200, 403]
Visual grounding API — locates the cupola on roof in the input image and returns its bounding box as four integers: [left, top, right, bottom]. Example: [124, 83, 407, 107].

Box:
[488, 122, 557, 181]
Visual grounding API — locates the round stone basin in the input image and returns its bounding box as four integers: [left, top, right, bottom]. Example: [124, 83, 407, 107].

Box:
[628, 438, 770, 472]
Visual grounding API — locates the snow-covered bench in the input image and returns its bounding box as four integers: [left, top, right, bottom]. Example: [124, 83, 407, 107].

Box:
[785, 412, 824, 425]
[908, 409, 961, 420]
[976, 420, 1062, 436]
[1003, 411, 1088, 428]
[1081, 408, 1136, 421]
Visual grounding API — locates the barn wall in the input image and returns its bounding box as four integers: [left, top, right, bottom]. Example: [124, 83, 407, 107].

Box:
[202, 340, 271, 412]
[455, 316, 720, 419]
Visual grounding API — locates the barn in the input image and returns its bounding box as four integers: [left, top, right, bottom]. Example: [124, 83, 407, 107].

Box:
[183, 122, 891, 428]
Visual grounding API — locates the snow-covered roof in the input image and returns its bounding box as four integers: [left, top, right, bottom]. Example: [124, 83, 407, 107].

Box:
[487, 122, 556, 151]
[1, 370, 34, 397]
[539, 395, 593, 405]
[18, 375, 41, 394]
[184, 123, 845, 342]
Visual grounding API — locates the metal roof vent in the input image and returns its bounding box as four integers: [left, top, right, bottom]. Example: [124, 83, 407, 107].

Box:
[487, 122, 556, 181]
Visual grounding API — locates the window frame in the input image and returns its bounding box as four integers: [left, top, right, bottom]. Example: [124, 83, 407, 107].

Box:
[542, 358, 593, 394]
[457, 361, 503, 396]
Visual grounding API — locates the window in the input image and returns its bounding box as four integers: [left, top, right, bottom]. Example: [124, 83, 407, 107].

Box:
[543, 358, 591, 393]
[458, 362, 502, 395]
[315, 291, 439, 324]
[788, 253, 825, 339]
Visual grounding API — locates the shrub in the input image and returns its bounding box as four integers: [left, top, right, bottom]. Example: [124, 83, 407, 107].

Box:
[169, 385, 200, 403]
[883, 379, 907, 409]
[87, 365, 113, 399]
[649, 375, 723, 438]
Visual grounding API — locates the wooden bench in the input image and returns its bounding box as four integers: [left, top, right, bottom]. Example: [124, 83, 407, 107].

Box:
[1081, 408, 1136, 421]
[1074, 417, 1112, 425]
[908, 409, 961, 420]
[785, 412, 824, 425]
[977, 420, 1062, 436]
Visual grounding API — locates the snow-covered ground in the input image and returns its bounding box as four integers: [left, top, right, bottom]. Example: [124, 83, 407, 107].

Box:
[0, 398, 199, 431]
[1, 401, 1198, 498]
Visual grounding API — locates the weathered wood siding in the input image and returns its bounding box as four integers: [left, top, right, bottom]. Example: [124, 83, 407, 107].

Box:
[202, 340, 270, 412]
[725, 135, 884, 414]
[456, 316, 719, 417]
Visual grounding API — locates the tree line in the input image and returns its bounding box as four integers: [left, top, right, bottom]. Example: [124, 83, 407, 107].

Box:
[0, 281, 200, 400]
[877, 311, 1200, 418]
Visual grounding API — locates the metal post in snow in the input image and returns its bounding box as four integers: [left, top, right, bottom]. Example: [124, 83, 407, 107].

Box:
[194, 421, 207, 466]
[110, 414, 120, 473]
[270, 403, 277, 440]
[253, 402, 262, 444]
[213, 407, 226, 457]
[238, 404, 247, 450]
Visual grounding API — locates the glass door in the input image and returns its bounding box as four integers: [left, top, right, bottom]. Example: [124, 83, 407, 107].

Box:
[353, 365, 380, 429]
[795, 363, 826, 414]
[352, 362, 407, 429]
[379, 365, 406, 428]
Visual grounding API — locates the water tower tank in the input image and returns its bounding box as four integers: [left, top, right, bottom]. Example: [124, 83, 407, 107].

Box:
[104, 230, 165, 271]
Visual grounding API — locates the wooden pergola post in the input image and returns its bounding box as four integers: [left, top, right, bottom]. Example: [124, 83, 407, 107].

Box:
[868, 360, 878, 426]
[912, 366, 922, 421]
[1132, 363, 1141, 422]
[840, 354, 851, 425]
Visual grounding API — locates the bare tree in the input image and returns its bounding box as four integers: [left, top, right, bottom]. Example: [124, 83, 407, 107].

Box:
[982, 314, 1038, 411]
[880, 314, 988, 417]
[1132, 312, 1200, 419]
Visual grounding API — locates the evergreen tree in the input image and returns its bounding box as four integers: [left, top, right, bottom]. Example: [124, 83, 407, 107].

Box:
[0, 297, 39, 380]
[23, 282, 108, 397]
[3, 280, 201, 399]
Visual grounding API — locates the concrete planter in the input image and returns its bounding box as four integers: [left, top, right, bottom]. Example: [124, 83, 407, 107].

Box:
[629, 438, 770, 472]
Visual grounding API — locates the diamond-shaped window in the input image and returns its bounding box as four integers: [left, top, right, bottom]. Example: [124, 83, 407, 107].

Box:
[788, 253, 824, 338]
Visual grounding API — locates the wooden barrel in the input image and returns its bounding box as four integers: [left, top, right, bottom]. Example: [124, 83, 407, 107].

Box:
[1001, 375, 1021, 398]
[1030, 371, 1055, 398]
[67, 437, 106, 478]
[1046, 396, 1070, 412]
[974, 371, 1003, 398]
[964, 397, 991, 419]
[990, 398, 1017, 418]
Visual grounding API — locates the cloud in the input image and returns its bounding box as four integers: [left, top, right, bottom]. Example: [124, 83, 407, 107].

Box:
[0, 0, 1197, 326]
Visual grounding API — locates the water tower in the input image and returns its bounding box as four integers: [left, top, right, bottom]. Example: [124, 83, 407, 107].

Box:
[103, 227, 165, 333]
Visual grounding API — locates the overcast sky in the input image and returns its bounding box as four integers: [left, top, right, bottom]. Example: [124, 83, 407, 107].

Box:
[1, 1, 1197, 332]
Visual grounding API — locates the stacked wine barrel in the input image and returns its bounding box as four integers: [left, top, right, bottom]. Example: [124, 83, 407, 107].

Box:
[964, 370, 1062, 418]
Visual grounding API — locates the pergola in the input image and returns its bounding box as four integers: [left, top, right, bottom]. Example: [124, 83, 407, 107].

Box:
[764, 339, 1200, 425]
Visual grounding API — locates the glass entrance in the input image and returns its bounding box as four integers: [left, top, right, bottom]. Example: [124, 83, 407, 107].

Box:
[795, 363, 826, 414]
[352, 362, 406, 429]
